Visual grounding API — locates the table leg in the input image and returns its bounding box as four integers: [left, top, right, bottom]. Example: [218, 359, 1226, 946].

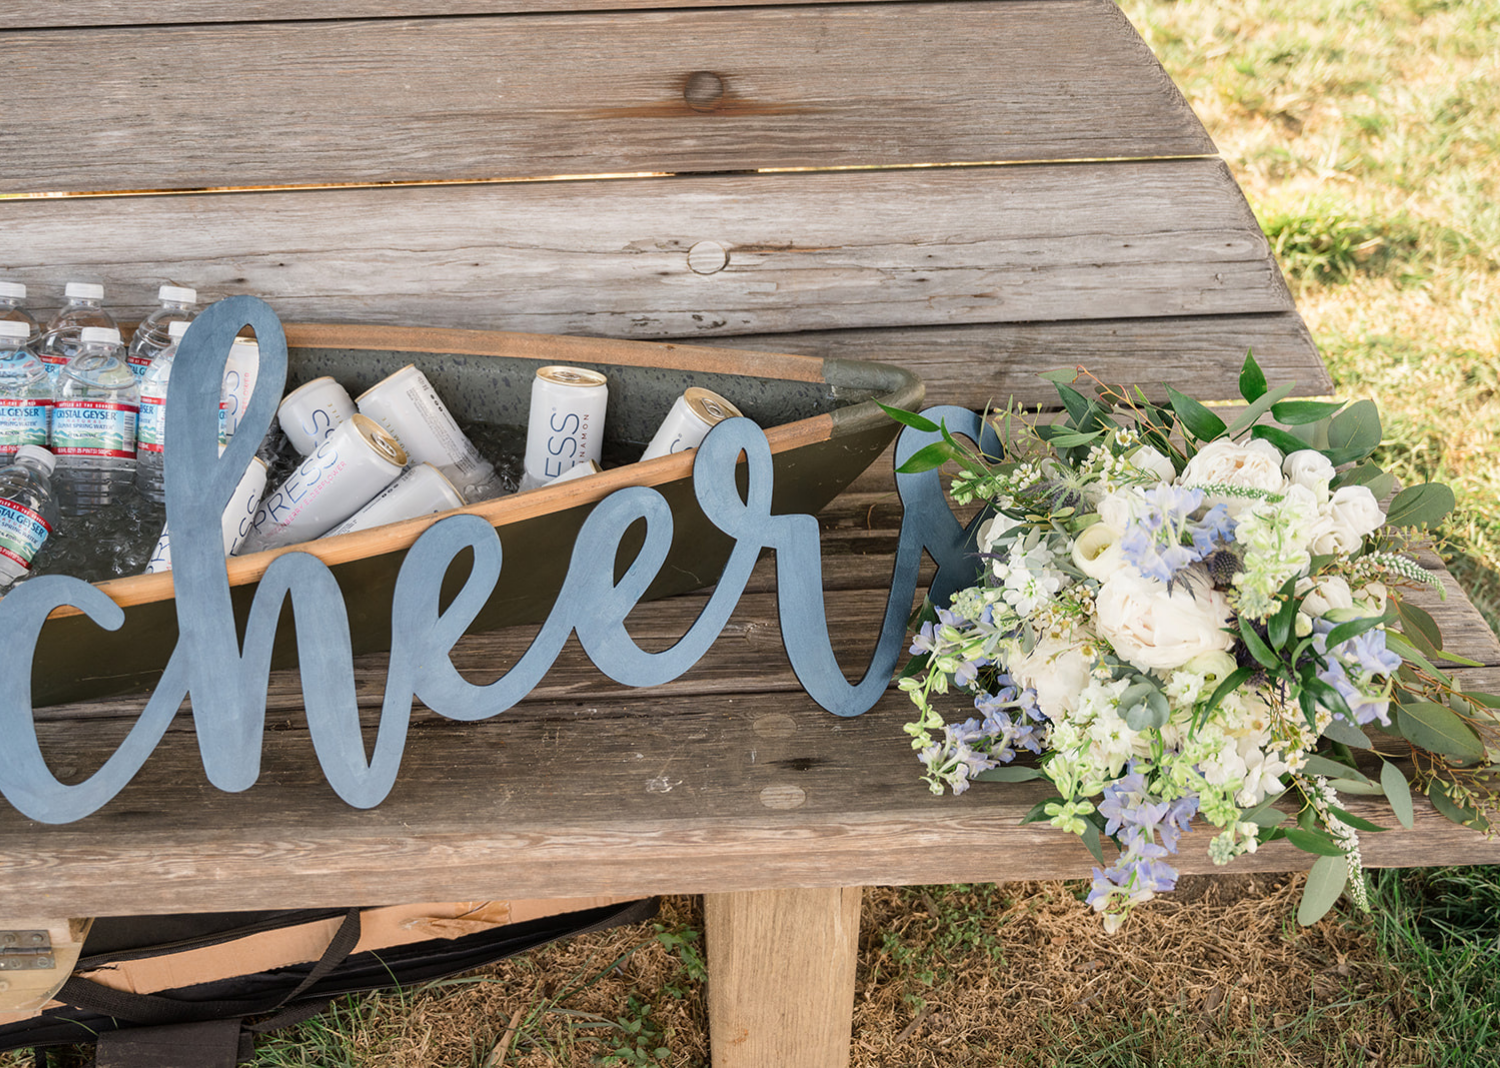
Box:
[703, 886, 862, 1068]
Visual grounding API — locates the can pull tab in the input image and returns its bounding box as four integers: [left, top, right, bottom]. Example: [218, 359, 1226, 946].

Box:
[0, 930, 55, 971]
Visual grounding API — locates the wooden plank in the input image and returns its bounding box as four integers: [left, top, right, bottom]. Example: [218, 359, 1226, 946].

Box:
[729, 313, 1330, 407]
[1, 161, 1289, 341]
[705, 887, 861, 1068]
[7, 674, 1500, 917]
[7, 0, 1052, 30]
[0, 1, 1210, 194]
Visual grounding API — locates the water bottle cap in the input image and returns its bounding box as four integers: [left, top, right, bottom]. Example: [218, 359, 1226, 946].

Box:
[168, 319, 192, 338]
[159, 284, 197, 304]
[80, 326, 122, 345]
[0, 320, 29, 340]
[0, 281, 25, 300]
[15, 445, 55, 474]
[65, 282, 105, 300]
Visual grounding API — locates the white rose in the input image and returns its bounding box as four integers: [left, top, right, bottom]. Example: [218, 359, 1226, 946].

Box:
[1309, 485, 1385, 555]
[1010, 637, 1092, 719]
[1182, 649, 1238, 686]
[1095, 566, 1235, 672]
[1125, 444, 1177, 484]
[1071, 522, 1126, 582]
[1096, 489, 1137, 535]
[1181, 438, 1285, 491]
[1282, 450, 1336, 503]
[1180, 438, 1285, 516]
[1296, 575, 1354, 619]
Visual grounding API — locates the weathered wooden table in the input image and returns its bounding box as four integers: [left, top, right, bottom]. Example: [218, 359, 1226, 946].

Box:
[5, 2, 1500, 1065]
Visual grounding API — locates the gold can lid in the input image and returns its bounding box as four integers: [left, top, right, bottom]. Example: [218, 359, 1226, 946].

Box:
[537, 365, 608, 388]
[351, 413, 408, 467]
[684, 386, 741, 426]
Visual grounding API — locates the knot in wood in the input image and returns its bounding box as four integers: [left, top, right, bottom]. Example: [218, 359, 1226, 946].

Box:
[683, 71, 725, 111]
[687, 240, 729, 275]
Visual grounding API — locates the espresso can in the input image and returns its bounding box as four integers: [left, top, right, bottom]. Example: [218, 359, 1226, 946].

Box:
[236, 414, 406, 554]
[546, 459, 602, 487]
[279, 376, 356, 455]
[639, 387, 742, 462]
[218, 335, 261, 444]
[146, 455, 269, 573]
[355, 364, 499, 499]
[321, 462, 465, 538]
[522, 365, 608, 488]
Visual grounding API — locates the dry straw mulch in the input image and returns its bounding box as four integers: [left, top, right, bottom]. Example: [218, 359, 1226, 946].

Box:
[295, 874, 1435, 1068]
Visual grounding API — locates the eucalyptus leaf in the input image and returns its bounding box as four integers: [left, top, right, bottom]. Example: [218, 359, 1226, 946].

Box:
[1242, 793, 1288, 828]
[1122, 685, 1171, 731]
[1384, 631, 1453, 686]
[1380, 762, 1415, 829]
[1297, 854, 1350, 927]
[1385, 483, 1456, 529]
[1396, 701, 1486, 761]
[1301, 753, 1373, 784]
[1427, 781, 1491, 831]
[1327, 805, 1389, 833]
[1079, 816, 1107, 866]
[1047, 430, 1104, 448]
[1226, 380, 1298, 437]
[972, 766, 1045, 783]
[1271, 399, 1345, 425]
[1165, 384, 1228, 442]
[1283, 827, 1349, 857]
[895, 441, 958, 474]
[1320, 716, 1372, 748]
[1395, 601, 1443, 656]
[1251, 423, 1311, 456]
[1326, 777, 1387, 796]
[876, 402, 941, 433]
[1326, 399, 1382, 461]
[1239, 350, 1268, 403]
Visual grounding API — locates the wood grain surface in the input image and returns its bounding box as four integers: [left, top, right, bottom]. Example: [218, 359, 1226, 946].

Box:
[705, 887, 862, 1068]
[1, 161, 1288, 343]
[728, 312, 1330, 407]
[0, 1, 1209, 194]
[6, 0, 1064, 30]
[7, 471, 1499, 917]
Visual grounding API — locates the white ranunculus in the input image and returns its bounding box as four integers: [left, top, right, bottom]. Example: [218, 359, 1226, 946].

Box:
[1072, 522, 1126, 582]
[1309, 485, 1385, 555]
[1126, 444, 1177, 484]
[1009, 637, 1093, 719]
[1282, 450, 1336, 503]
[1096, 489, 1138, 535]
[1181, 438, 1285, 492]
[1094, 566, 1235, 672]
[1296, 574, 1354, 619]
[1181, 649, 1238, 687]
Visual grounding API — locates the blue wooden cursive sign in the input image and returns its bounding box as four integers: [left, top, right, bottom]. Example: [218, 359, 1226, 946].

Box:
[0, 297, 997, 824]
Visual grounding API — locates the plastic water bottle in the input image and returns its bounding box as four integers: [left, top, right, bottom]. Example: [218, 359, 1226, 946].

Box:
[38, 282, 118, 386]
[0, 445, 62, 593]
[127, 284, 197, 382]
[135, 319, 192, 502]
[0, 320, 53, 464]
[0, 281, 40, 343]
[52, 327, 139, 516]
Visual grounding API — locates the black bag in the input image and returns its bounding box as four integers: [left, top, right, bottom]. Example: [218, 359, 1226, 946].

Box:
[1, 898, 657, 1066]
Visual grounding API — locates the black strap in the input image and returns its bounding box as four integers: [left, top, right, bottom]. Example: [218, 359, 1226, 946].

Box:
[54, 909, 362, 1028]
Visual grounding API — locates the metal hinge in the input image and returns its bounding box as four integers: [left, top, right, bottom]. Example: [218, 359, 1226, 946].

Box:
[0, 930, 55, 971]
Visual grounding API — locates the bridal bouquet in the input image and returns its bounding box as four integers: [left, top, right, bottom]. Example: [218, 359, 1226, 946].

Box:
[889, 355, 1499, 930]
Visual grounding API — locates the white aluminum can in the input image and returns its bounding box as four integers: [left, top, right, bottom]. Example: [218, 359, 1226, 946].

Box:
[321, 462, 465, 538]
[218, 335, 261, 444]
[639, 387, 742, 461]
[279, 376, 356, 455]
[236, 414, 406, 553]
[546, 459, 602, 487]
[522, 365, 607, 486]
[355, 364, 499, 498]
[146, 455, 269, 573]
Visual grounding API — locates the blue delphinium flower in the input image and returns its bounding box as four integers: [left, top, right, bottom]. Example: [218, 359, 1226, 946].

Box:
[1117, 485, 1236, 584]
[1312, 619, 1402, 726]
